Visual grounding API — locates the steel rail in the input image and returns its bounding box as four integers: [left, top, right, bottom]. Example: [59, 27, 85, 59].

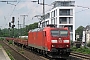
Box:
[2, 40, 30, 60]
[70, 52, 90, 60]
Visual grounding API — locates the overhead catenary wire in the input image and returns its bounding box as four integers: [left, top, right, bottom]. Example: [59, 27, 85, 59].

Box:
[26, 3, 41, 23]
[75, 5, 90, 13]
[9, 0, 22, 20]
[4, 0, 22, 28]
[75, 8, 90, 14]
[10, 1, 38, 28]
[76, 5, 89, 9]
[4, 0, 35, 29]
[26, 4, 90, 27]
[3, 0, 90, 29]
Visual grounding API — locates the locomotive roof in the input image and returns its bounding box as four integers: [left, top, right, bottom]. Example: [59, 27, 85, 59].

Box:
[30, 28, 44, 32]
[29, 26, 68, 32]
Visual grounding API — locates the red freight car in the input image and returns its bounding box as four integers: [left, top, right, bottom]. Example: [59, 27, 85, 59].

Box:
[14, 38, 28, 46]
[28, 25, 70, 58]
[6, 37, 28, 46]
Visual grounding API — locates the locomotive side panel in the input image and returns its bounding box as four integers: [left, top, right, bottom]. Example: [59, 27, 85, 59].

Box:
[28, 31, 47, 50]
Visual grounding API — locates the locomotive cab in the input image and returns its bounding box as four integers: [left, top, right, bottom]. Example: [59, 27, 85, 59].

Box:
[43, 25, 70, 58]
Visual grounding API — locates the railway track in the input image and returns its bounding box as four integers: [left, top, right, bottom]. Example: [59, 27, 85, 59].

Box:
[0, 40, 30, 60]
[1, 40, 49, 60]
[2, 39, 90, 60]
[1, 39, 73, 60]
[15, 46, 49, 60]
[3, 39, 88, 60]
[70, 52, 90, 60]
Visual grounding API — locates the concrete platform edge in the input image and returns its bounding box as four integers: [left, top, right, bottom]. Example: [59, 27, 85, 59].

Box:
[2, 47, 11, 60]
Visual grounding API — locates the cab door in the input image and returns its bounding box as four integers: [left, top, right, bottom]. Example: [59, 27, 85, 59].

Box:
[42, 31, 47, 50]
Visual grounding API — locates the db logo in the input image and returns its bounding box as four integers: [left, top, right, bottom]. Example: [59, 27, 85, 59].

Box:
[59, 40, 62, 43]
[58, 38, 62, 43]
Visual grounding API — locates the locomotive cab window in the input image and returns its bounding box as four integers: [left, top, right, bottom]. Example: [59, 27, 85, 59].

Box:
[60, 30, 68, 36]
[51, 30, 68, 37]
[51, 30, 59, 36]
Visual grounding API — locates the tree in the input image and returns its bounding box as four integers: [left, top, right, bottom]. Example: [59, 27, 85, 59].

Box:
[0, 22, 38, 37]
[75, 26, 84, 41]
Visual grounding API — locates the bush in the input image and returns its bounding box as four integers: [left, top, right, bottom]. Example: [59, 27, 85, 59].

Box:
[8, 41, 13, 44]
[71, 46, 77, 51]
[0, 38, 4, 40]
[71, 47, 90, 54]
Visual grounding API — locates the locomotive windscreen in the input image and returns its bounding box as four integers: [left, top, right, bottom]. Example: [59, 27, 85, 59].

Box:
[51, 30, 68, 37]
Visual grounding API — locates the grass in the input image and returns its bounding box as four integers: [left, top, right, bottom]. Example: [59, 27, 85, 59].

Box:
[5, 49, 15, 60]
[0, 44, 2, 48]
[0, 38, 14, 60]
[0, 45, 15, 60]
[71, 46, 90, 54]
[8, 40, 13, 45]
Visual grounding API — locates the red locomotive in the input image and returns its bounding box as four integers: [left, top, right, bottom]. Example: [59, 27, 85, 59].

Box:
[6, 24, 70, 59]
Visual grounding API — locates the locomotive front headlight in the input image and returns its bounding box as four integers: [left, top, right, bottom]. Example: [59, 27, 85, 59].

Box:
[52, 44, 55, 47]
[63, 40, 69, 43]
[51, 40, 57, 43]
[66, 45, 69, 47]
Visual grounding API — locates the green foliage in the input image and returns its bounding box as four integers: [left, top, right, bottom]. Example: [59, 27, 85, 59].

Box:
[75, 26, 84, 41]
[6, 50, 15, 60]
[0, 22, 38, 37]
[27, 22, 38, 30]
[76, 47, 90, 54]
[71, 47, 90, 54]
[20, 51, 24, 54]
[71, 46, 77, 51]
[0, 38, 4, 40]
[0, 44, 2, 48]
[8, 41, 13, 44]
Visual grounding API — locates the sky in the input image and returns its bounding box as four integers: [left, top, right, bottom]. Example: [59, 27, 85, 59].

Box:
[0, 0, 90, 29]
